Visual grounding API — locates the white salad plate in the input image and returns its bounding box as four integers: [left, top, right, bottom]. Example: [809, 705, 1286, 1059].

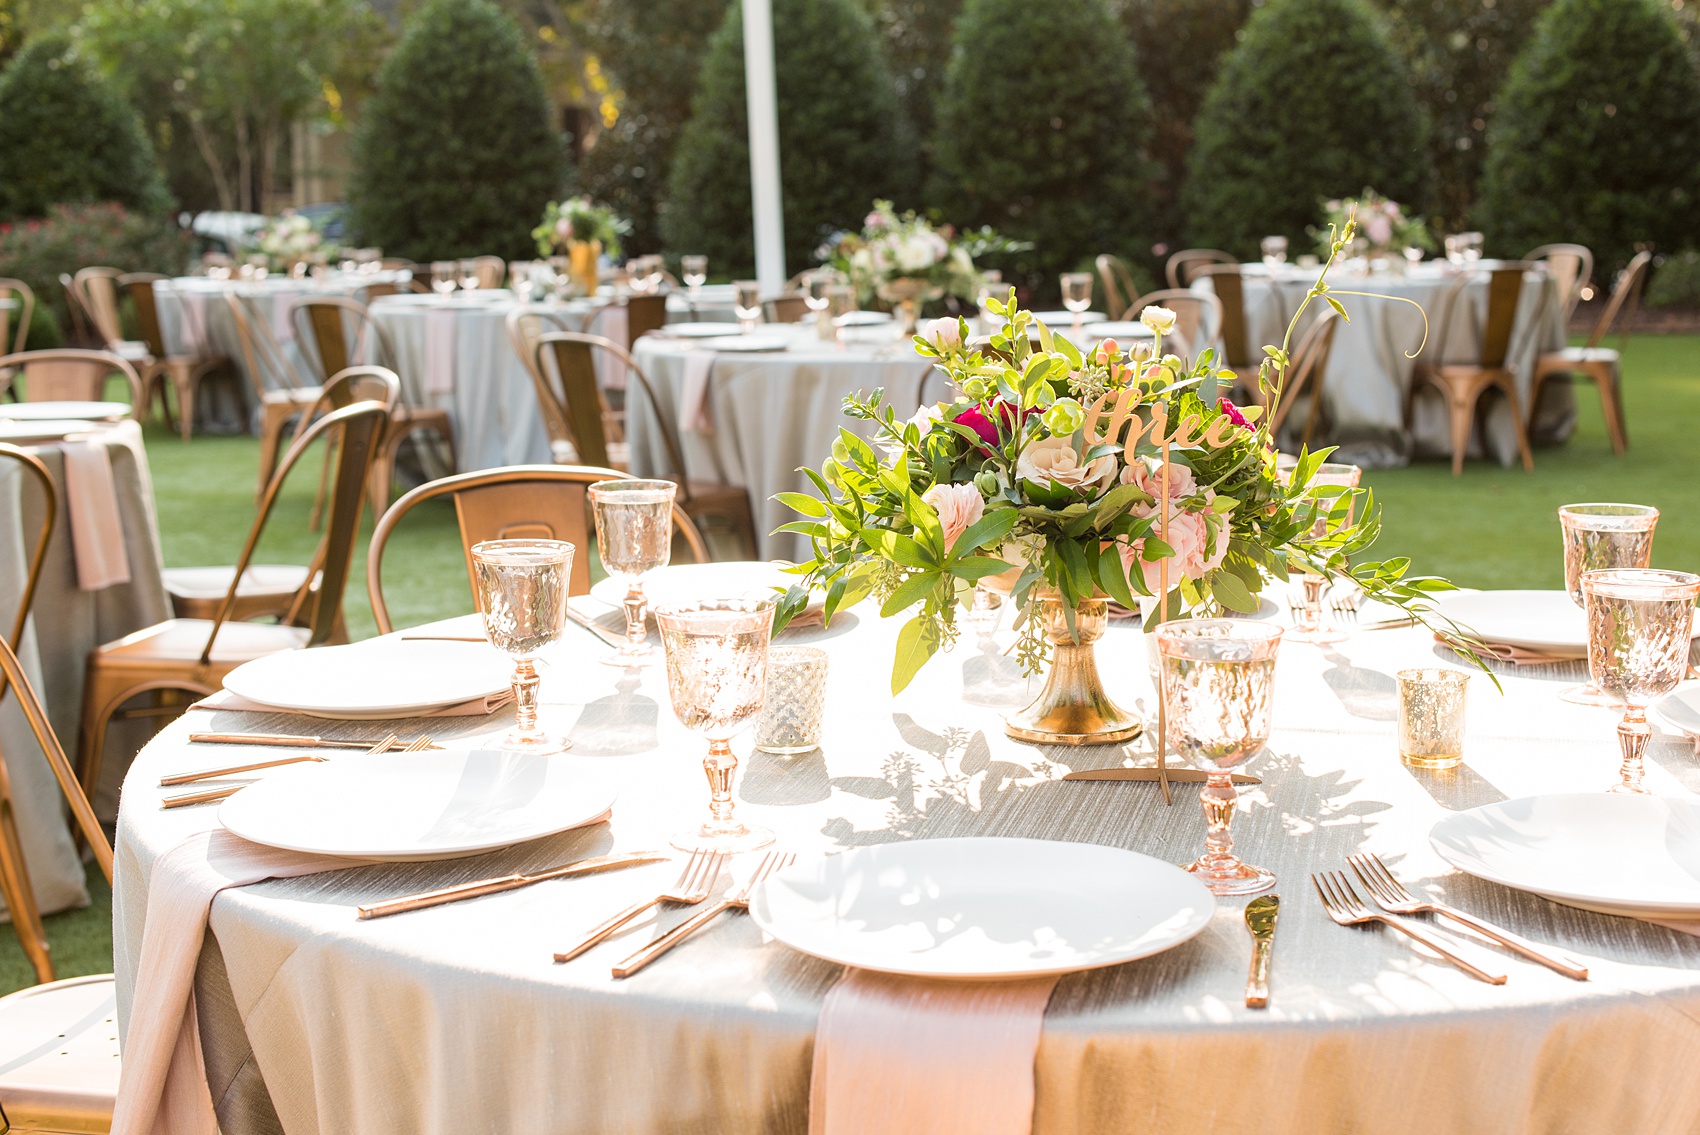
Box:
[0, 401, 130, 422]
[0, 420, 98, 443]
[1430, 794, 1700, 917]
[221, 638, 513, 719]
[1075, 321, 1156, 341]
[655, 322, 743, 338]
[699, 334, 790, 353]
[1025, 310, 1106, 327]
[591, 561, 817, 616]
[220, 749, 616, 861]
[749, 837, 1214, 979]
[1654, 682, 1700, 738]
[835, 310, 893, 326]
[1432, 589, 1697, 652]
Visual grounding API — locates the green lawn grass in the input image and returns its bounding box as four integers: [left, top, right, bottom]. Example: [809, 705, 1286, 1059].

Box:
[4, 332, 1697, 994]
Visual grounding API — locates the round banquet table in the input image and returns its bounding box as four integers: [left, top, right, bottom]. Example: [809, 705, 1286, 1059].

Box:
[627, 321, 940, 561]
[368, 287, 741, 474]
[114, 599, 1700, 1135]
[1, 420, 169, 916]
[1194, 261, 1574, 468]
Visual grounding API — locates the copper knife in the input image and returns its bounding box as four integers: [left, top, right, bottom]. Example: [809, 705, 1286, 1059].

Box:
[1063, 767, 1260, 785]
[356, 850, 669, 919]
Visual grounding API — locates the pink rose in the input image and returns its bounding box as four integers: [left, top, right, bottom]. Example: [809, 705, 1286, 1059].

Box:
[953, 405, 1000, 450]
[922, 483, 986, 551]
[1118, 508, 1228, 593]
[1121, 456, 1199, 500]
[921, 316, 962, 352]
[1365, 215, 1393, 247]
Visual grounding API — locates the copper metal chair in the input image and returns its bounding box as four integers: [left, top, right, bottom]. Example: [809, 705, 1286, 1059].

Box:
[0, 349, 142, 410]
[0, 444, 54, 705]
[367, 464, 710, 633]
[1191, 264, 1260, 384]
[762, 295, 808, 323]
[1527, 249, 1651, 456]
[59, 273, 97, 349]
[507, 306, 627, 466]
[120, 272, 230, 441]
[0, 277, 35, 355]
[470, 256, 506, 291]
[70, 267, 152, 371]
[1120, 288, 1225, 363]
[1095, 255, 1140, 322]
[1525, 243, 1594, 324]
[1165, 248, 1237, 290]
[1406, 266, 1537, 476]
[291, 295, 457, 510]
[76, 401, 387, 800]
[1263, 308, 1341, 450]
[535, 332, 758, 557]
[223, 290, 325, 501]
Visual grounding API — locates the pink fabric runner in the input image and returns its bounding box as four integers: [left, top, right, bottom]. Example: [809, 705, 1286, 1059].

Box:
[112, 829, 365, 1135]
[808, 969, 1059, 1135]
[680, 352, 716, 434]
[423, 308, 457, 395]
[60, 436, 131, 590]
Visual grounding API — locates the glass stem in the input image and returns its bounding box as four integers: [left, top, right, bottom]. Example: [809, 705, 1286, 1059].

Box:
[703, 738, 741, 832]
[1198, 773, 1241, 873]
[1614, 705, 1652, 794]
[1301, 574, 1326, 633]
[511, 657, 541, 736]
[622, 583, 647, 652]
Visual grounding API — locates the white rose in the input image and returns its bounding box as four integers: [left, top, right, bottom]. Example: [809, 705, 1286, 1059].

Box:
[921, 317, 961, 352]
[921, 483, 987, 551]
[1016, 435, 1117, 499]
[1140, 306, 1177, 336]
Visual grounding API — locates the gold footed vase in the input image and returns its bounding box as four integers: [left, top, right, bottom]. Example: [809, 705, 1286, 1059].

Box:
[1005, 596, 1142, 745]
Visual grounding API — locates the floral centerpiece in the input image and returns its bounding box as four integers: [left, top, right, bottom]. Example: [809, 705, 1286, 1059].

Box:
[1316, 189, 1432, 259]
[817, 200, 1027, 332]
[532, 196, 630, 294]
[253, 210, 324, 270]
[774, 215, 1482, 741]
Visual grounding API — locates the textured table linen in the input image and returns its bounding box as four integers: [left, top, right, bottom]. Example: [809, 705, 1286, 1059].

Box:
[1197, 263, 1572, 468]
[112, 602, 1700, 1135]
[1, 421, 168, 915]
[627, 325, 941, 561]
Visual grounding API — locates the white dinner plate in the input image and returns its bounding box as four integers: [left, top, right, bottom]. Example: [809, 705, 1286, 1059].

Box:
[835, 311, 892, 326]
[221, 638, 513, 719]
[750, 837, 1213, 979]
[1430, 794, 1700, 917]
[219, 749, 617, 861]
[0, 401, 130, 422]
[590, 561, 814, 614]
[1431, 589, 1698, 652]
[0, 420, 97, 443]
[1074, 321, 1156, 341]
[656, 322, 743, 338]
[1654, 682, 1700, 738]
[1022, 310, 1106, 327]
[701, 334, 790, 353]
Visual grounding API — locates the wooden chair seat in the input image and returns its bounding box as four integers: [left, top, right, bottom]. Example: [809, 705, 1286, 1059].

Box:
[162, 563, 314, 621]
[0, 974, 120, 1134]
[90, 618, 311, 668]
[1543, 345, 1617, 366]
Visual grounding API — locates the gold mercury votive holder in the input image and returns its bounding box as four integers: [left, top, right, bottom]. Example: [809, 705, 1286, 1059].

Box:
[1396, 668, 1469, 769]
[754, 646, 829, 755]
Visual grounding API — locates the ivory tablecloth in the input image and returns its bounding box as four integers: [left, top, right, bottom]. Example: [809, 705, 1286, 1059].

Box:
[1, 421, 169, 915]
[1197, 262, 1573, 468]
[627, 324, 942, 560]
[113, 598, 1700, 1135]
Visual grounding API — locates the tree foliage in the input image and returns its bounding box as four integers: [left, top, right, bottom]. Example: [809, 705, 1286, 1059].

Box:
[1479, 0, 1700, 273]
[1184, 0, 1429, 258]
[862, 0, 963, 188]
[0, 203, 194, 335]
[662, 0, 917, 277]
[0, 33, 167, 221]
[347, 0, 566, 262]
[931, 0, 1153, 301]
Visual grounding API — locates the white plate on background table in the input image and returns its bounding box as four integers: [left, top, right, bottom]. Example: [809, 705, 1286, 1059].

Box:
[591, 561, 820, 617]
[1074, 321, 1156, 342]
[1432, 589, 1699, 653]
[220, 749, 617, 861]
[1024, 310, 1106, 327]
[221, 638, 512, 719]
[1430, 794, 1700, 918]
[1654, 682, 1700, 738]
[0, 401, 130, 422]
[0, 420, 101, 444]
[751, 838, 1213, 979]
[654, 322, 743, 339]
[834, 310, 892, 326]
[697, 334, 790, 353]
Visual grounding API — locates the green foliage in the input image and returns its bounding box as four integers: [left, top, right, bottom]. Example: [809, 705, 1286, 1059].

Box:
[1378, 0, 1548, 232]
[931, 0, 1153, 302]
[0, 203, 194, 333]
[0, 33, 168, 221]
[662, 0, 918, 278]
[862, 0, 963, 186]
[1647, 250, 1700, 308]
[1184, 0, 1429, 259]
[1479, 0, 1700, 274]
[579, 0, 731, 255]
[1113, 0, 1256, 250]
[347, 0, 566, 262]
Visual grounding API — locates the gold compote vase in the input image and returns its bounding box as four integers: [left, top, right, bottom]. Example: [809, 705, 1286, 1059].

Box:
[877, 276, 944, 335]
[1004, 593, 1142, 745]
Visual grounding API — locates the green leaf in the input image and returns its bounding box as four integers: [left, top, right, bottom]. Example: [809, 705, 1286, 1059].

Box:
[1055, 538, 1093, 602]
[948, 505, 1020, 559]
[1209, 568, 1259, 613]
[1095, 543, 1138, 609]
[1325, 295, 1350, 321]
[865, 528, 936, 568]
[951, 554, 1016, 582]
[774, 491, 827, 518]
[891, 614, 941, 694]
[882, 571, 940, 617]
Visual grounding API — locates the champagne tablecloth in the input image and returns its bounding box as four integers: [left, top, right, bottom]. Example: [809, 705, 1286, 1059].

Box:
[1196, 262, 1573, 468]
[113, 598, 1700, 1134]
[1, 421, 169, 915]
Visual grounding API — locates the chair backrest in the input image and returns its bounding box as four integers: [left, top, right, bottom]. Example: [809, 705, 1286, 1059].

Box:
[1481, 266, 1530, 369]
[1095, 255, 1139, 322]
[1267, 308, 1340, 442]
[506, 305, 579, 458]
[303, 365, 400, 422]
[223, 290, 313, 396]
[1587, 249, 1654, 350]
[200, 401, 389, 663]
[536, 331, 694, 489]
[118, 273, 168, 359]
[379, 258, 415, 273]
[1123, 288, 1224, 361]
[627, 293, 668, 344]
[1192, 265, 1251, 366]
[0, 349, 142, 409]
[71, 267, 126, 348]
[471, 256, 505, 290]
[366, 464, 710, 633]
[0, 278, 36, 355]
[291, 295, 393, 384]
[763, 295, 808, 323]
[58, 274, 93, 348]
[1166, 248, 1237, 290]
[0, 445, 56, 703]
[1525, 243, 1593, 323]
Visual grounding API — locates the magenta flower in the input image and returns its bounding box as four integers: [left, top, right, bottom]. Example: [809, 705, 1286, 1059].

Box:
[1217, 398, 1251, 430]
[953, 405, 1000, 449]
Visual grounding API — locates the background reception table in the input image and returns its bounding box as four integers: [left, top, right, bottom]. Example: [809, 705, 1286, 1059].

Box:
[115, 600, 1700, 1134]
[0, 421, 169, 915]
[1197, 262, 1572, 467]
[627, 323, 940, 560]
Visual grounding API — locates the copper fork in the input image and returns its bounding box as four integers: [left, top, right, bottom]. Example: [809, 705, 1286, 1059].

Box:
[1313, 869, 1507, 984]
[611, 850, 796, 978]
[1348, 853, 1588, 980]
[553, 849, 726, 962]
[160, 733, 421, 808]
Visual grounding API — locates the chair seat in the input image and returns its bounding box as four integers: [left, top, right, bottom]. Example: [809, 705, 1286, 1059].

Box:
[0, 974, 119, 1135]
[162, 564, 311, 601]
[93, 618, 310, 667]
[1542, 346, 1619, 366]
[113, 341, 151, 363]
[260, 387, 321, 409]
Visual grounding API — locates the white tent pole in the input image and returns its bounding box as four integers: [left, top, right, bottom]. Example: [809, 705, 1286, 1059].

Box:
[742, 0, 786, 296]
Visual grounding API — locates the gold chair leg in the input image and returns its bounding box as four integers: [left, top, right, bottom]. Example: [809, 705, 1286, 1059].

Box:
[1590, 362, 1628, 454]
[1497, 375, 1535, 472]
[169, 362, 199, 443]
[1445, 387, 1474, 478]
[256, 405, 291, 503]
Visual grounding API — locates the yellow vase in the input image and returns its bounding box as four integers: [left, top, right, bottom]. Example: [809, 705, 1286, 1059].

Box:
[567, 239, 602, 296]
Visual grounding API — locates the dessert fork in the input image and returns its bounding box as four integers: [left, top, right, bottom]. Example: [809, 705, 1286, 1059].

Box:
[611, 850, 795, 978]
[1313, 869, 1506, 984]
[553, 849, 726, 962]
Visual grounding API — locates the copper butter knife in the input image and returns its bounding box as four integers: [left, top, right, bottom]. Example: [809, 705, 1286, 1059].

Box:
[356, 851, 669, 919]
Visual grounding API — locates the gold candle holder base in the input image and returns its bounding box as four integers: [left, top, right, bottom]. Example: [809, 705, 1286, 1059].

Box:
[1005, 596, 1143, 746]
